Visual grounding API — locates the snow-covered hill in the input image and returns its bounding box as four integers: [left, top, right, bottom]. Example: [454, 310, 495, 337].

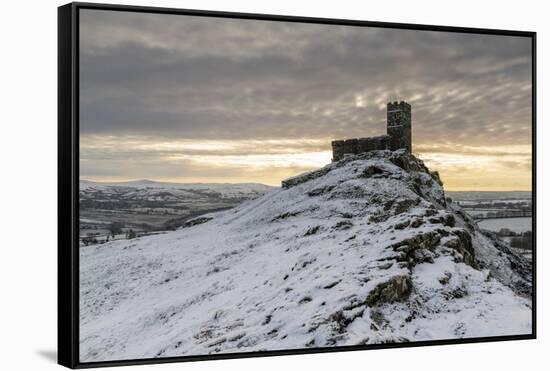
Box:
[79, 180, 275, 235]
[80, 150, 532, 362]
[80, 179, 274, 199]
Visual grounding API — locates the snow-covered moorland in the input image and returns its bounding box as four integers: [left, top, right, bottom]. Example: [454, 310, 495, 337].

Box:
[80, 150, 532, 362]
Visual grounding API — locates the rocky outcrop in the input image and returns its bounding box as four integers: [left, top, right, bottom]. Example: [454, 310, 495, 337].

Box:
[366, 275, 413, 306]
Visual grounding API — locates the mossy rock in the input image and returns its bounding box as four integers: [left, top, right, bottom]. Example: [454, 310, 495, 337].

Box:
[334, 220, 354, 230]
[388, 153, 427, 173]
[438, 272, 452, 285]
[444, 229, 477, 268]
[361, 165, 386, 178]
[395, 231, 442, 253]
[393, 199, 418, 215]
[411, 248, 435, 264]
[436, 228, 450, 237]
[304, 226, 321, 236]
[394, 220, 410, 230]
[424, 208, 438, 217]
[379, 336, 410, 344]
[442, 214, 455, 227]
[447, 286, 468, 299]
[430, 170, 443, 186]
[281, 166, 331, 188]
[366, 275, 412, 306]
[370, 212, 390, 223]
[271, 211, 300, 221]
[410, 218, 424, 228]
[390, 231, 442, 267]
[307, 185, 335, 197]
[427, 214, 455, 228]
[388, 155, 411, 171]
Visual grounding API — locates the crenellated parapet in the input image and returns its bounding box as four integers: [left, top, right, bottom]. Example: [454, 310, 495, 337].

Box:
[387, 100, 411, 114]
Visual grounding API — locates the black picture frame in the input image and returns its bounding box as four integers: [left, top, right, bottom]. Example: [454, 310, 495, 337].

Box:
[58, 2, 537, 368]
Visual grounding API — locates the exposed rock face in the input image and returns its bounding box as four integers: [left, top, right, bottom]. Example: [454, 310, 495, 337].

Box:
[80, 150, 532, 362]
[366, 275, 413, 306]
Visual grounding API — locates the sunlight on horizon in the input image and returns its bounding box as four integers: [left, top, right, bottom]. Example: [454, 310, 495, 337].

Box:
[80, 136, 532, 191]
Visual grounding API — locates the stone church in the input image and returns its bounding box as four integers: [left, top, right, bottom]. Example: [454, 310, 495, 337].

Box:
[331, 101, 412, 161]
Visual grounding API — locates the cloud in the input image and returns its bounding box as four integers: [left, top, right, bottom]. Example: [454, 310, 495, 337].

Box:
[78, 9, 533, 189]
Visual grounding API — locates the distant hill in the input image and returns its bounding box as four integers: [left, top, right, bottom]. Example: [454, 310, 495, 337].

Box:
[80, 179, 275, 198]
[79, 180, 275, 234]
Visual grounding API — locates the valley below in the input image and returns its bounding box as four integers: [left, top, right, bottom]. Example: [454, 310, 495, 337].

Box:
[79, 180, 274, 245]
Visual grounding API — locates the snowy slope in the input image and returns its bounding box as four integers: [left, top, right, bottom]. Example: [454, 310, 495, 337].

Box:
[79, 150, 532, 362]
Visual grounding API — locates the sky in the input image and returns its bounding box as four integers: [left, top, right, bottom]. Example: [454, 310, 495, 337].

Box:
[79, 9, 533, 191]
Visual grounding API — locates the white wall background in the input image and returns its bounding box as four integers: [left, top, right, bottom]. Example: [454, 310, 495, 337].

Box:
[0, 0, 546, 369]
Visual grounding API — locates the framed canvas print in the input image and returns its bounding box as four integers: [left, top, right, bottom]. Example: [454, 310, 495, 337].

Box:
[58, 2, 536, 368]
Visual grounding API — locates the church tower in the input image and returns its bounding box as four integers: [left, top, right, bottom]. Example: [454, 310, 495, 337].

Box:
[386, 101, 412, 152]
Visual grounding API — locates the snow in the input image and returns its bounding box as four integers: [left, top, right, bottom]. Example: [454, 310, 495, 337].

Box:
[79, 179, 275, 198]
[79, 150, 532, 362]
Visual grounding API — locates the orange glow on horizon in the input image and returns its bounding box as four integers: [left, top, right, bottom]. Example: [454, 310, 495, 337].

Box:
[80, 136, 532, 191]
